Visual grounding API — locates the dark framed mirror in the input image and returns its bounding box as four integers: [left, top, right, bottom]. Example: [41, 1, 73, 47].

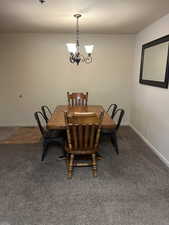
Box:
[139, 34, 169, 88]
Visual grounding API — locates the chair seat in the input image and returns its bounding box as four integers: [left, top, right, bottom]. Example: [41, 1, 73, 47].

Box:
[44, 129, 66, 140]
[101, 128, 116, 135]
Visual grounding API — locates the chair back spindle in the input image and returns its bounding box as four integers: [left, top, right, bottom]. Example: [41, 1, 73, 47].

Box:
[41, 105, 52, 122]
[67, 92, 88, 106]
[34, 111, 47, 137]
[107, 104, 118, 119]
[114, 108, 125, 131]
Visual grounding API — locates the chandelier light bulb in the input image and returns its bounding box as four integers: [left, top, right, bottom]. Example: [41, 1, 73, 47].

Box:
[66, 43, 77, 54]
[84, 45, 94, 55]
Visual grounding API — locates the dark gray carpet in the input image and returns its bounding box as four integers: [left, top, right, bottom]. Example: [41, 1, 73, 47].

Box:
[0, 127, 169, 225]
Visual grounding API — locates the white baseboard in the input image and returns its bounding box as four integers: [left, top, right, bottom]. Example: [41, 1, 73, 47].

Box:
[129, 123, 169, 169]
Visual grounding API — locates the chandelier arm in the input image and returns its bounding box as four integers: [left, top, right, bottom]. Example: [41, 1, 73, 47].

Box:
[69, 54, 75, 63]
[79, 54, 85, 62]
[84, 55, 92, 64]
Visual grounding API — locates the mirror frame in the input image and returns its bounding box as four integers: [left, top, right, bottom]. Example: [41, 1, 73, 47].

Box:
[139, 34, 169, 88]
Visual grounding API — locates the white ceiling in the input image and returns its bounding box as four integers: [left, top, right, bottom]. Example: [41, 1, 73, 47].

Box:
[0, 0, 169, 34]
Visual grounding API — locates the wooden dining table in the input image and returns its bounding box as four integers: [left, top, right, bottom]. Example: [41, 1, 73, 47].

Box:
[47, 105, 116, 130]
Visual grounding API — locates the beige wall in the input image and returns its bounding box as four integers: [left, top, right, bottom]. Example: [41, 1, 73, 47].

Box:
[0, 33, 135, 126]
[131, 13, 169, 164]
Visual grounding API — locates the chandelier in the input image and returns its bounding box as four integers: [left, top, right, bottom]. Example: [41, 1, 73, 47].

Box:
[66, 14, 94, 65]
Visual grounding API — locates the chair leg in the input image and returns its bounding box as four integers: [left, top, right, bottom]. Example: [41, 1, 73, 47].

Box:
[68, 154, 74, 178]
[66, 153, 70, 170]
[111, 133, 119, 155]
[92, 154, 97, 177]
[41, 142, 48, 161]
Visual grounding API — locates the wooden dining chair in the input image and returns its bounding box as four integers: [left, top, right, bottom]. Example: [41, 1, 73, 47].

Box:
[67, 92, 88, 106]
[64, 111, 104, 178]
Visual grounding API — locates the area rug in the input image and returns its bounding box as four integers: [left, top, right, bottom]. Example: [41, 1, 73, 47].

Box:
[0, 127, 41, 144]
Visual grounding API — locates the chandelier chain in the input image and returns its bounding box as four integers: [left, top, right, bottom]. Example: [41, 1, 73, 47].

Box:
[76, 16, 80, 51]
